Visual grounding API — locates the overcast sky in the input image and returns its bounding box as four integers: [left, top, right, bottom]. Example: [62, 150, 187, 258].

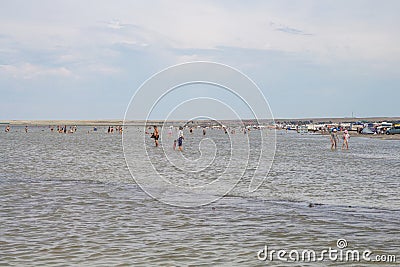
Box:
[1, 0, 399, 120]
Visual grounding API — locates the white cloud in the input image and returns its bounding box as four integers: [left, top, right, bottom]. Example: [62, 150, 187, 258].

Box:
[0, 0, 399, 119]
[1, 1, 399, 65]
[85, 64, 121, 74]
[0, 63, 72, 79]
[106, 19, 124, 30]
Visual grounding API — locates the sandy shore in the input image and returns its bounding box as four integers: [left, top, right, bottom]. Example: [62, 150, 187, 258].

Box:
[1, 116, 399, 126]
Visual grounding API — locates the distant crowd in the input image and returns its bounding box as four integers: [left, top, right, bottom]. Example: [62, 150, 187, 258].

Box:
[3, 125, 123, 134]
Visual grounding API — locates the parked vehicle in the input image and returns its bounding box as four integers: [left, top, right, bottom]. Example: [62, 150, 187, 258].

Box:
[386, 126, 400, 135]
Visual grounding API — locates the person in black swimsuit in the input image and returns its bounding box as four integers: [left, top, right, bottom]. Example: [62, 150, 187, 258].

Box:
[153, 126, 159, 147]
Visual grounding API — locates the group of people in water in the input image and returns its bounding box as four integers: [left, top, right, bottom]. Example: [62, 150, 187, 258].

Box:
[329, 128, 350, 150]
[149, 125, 254, 151]
[50, 125, 78, 133]
[4, 125, 31, 133]
[150, 125, 185, 151]
[148, 125, 352, 151]
[3, 125, 123, 134]
[107, 126, 123, 134]
[4, 124, 350, 151]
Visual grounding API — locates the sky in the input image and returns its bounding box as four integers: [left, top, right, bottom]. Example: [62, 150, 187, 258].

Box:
[0, 0, 399, 120]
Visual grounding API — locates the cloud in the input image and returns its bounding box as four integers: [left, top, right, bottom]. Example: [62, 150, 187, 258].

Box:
[85, 64, 121, 75]
[270, 21, 312, 36]
[106, 19, 124, 30]
[0, 0, 399, 119]
[1, 1, 399, 63]
[0, 63, 72, 79]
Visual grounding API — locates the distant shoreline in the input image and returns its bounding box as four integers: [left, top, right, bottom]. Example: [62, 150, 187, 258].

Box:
[1, 116, 399, 126]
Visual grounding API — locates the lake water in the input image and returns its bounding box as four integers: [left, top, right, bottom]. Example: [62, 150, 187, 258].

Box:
[1, 126, 399, 266]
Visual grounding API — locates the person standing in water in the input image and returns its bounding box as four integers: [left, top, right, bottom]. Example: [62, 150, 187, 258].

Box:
[203, 127, 206, 136]
[168, 126, 173, 137]
[152, 125, 159, 147]
[25, 126, 28, 133]
[177, 126, 184, 151]
[330, 128, 339, 150]
[342, 130, 350, 150]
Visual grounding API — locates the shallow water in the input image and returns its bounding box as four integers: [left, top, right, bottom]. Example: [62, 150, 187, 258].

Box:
[1, 126, 399, 266]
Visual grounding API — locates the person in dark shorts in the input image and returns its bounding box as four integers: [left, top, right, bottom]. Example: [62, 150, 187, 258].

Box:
[178, 126, 184, 151]
[152, 126, 159, 147]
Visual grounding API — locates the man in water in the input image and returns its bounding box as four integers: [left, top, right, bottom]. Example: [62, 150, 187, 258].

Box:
[342, 130, 350, 150]
[178, 126, 184, 151]
[203, 127, 206, 136]
[152, 126, 159, 147]
[330, 128, 339, 150]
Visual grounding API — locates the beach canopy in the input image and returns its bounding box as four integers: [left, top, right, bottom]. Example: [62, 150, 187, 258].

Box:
[361, 127, 374, 134]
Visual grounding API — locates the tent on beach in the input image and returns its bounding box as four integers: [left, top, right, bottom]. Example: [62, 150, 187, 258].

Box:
[361, 127, 374, 134]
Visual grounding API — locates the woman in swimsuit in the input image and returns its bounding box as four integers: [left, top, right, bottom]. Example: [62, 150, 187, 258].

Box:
[342, 130, 350, 150]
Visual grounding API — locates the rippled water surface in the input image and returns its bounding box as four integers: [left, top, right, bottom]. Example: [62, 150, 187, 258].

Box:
[1, 126, 399, 266]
